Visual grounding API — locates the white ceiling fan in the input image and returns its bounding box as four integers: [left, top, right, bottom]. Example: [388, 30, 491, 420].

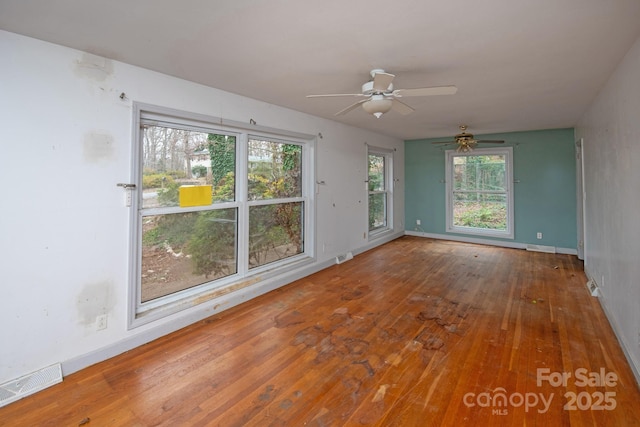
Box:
[306, 69, 457, 118]
[432, 125, 505, 152]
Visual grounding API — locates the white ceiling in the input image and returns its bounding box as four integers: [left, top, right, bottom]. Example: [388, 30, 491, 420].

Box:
[2, 0, 639, 140]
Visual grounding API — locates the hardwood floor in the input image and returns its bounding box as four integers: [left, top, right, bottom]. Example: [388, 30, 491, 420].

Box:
[2, 236, 639, 426]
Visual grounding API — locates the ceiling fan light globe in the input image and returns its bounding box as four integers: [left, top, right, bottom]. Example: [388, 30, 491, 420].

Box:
[362, 97, 392, 117]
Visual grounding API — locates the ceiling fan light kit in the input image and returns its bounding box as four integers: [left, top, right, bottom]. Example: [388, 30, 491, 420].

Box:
[455, 141, 475, 153]
[362, 95, 393, 118]
[306, 69, 457, 118]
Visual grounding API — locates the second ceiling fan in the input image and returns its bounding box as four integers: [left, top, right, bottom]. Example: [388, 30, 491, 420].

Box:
[306, 69, 457, 118]
[432, 125, 505, 152]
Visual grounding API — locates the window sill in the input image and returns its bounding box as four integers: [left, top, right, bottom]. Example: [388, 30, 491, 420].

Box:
[131, 254, 315, 328]
[369, 227, 394, 241]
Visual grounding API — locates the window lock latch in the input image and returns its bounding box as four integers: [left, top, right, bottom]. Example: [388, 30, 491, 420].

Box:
[117, 183, 136, 189]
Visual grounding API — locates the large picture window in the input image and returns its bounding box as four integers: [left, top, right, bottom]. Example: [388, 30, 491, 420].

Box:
[131, 104, 314, 325]
[445, 147, 514, 239]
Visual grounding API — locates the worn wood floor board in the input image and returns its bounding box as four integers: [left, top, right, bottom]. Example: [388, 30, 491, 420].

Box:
[1, 236, 639, 426]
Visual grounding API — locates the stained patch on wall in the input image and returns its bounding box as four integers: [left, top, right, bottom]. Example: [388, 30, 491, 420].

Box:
[83, 132, 115, 163]
[74, 53, 114, 82]
[77, 281, 116, 326]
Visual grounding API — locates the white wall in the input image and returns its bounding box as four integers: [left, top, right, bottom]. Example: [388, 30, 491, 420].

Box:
[0, 31, 404, 384]
[575, 34, 640, 380]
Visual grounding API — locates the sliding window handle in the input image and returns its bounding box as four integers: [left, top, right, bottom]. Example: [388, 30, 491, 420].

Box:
[116, 183, 136, 189]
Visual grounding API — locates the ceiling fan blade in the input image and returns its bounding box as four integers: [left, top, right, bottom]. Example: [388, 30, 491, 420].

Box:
[372, 72, 395, 92]
[334, 99, 368, 116]
[431, 140, 456, 145]
[476, 139, 505, 144]
[391, 99, 414, 115]
[306, 93, 365, 98]
[393, 85, 458, 97]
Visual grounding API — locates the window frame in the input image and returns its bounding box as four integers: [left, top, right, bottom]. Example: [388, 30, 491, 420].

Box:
[128, 103, 315, 327]
[445, 147, 514, 239]
[245, 136, 306, 271]
[367, 145, 394, 239]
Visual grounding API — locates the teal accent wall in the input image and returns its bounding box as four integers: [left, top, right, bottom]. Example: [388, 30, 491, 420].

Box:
[405, 128, 577, 249]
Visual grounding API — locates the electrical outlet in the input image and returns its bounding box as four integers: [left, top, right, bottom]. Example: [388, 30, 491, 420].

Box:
[416, 219, 421, 225]
[96, 314, 107, 330]
[536, 232, 543, 239]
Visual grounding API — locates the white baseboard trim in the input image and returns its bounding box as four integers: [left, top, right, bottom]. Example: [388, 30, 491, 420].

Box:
[359, 230, 405, 255]
[526, 244, 556, 253]
[556, 247, 578, 255]
[404, 231, 577, 255]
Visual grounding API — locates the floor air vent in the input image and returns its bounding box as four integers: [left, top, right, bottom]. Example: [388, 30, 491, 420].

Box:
[586, 279, 599, 297]
[0, 364, 62, 408]
[526, 244, 556, 253]
[335, 251, 353, 264]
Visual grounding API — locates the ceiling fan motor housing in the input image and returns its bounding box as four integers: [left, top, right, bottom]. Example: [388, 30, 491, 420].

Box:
[455, 132, 474, 141]
[362, 80, 393, 96]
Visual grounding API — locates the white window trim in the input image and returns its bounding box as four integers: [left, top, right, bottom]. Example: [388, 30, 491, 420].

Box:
[367, 145, 394, 240]
[128, 103, 316, 328]
[445, 147, 514, 239]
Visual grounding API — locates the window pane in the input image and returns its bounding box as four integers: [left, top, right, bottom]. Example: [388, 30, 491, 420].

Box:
[249, 202, 303, 268]
[141, 209, 237, 302]
[368, 154, 385, 191]
[248, 139, 302, 200]
[453, 155, 506, 191]
[453, 193, 507, 230]
[208, 134, 236, 203]
[142, 125, 236, 208]
[369, 193, 387, 231]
